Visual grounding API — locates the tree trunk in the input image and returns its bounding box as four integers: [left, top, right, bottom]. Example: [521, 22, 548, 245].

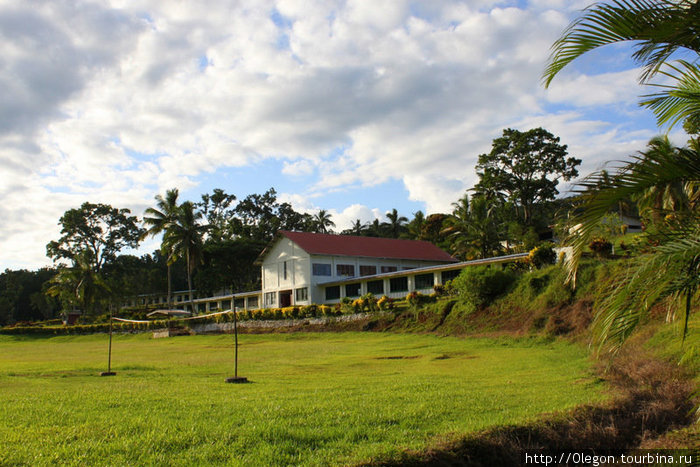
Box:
[186, 249, 194, 314]
[167, 263, 172, 310]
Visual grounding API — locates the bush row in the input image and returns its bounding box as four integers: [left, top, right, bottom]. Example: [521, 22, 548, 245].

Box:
[0, 295, 407, 335]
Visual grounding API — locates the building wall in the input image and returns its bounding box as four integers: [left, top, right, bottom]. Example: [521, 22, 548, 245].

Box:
[260, 237, 312, 307]
[304, 254, 450, 304]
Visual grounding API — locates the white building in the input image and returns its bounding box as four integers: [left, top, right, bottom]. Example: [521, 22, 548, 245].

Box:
[257, 231, 458, 307]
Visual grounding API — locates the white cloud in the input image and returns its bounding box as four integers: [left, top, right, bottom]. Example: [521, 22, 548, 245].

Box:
[0, 0, 666, 269]
[545, 68, 642, 107]
[282, 159, 315, 177]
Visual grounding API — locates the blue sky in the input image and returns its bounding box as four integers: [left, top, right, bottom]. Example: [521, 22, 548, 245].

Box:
[0, 0, 687, 270]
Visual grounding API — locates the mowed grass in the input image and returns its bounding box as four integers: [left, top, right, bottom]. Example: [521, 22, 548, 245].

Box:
[0, 332, 605, 466]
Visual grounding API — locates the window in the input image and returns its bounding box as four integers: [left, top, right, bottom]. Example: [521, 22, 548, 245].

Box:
[360, 265, 377, 276]
[367, 280, 384, 295]
[248, 296, 259, 309]
[325, 286, 340, 301]
[283, 261, 288, 280]
[264, 292, 276, 307]
[380, 266, 397, 273]
[390, 277, 408, 293]
[312, 263, 332, 276]
[234, 298, 245, 309]
[415, 273, 434, 290]
[345, 283, 361, 297]
[441, 269, 461, 284]
[295, 287, 308, 302]
[336, 264, 355, 277]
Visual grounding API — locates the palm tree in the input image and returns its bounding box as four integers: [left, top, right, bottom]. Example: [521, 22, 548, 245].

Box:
[543, 0, 700, 130]
[442, 195, 502, 260]
[407, 210, 426, 240]
[633, 136, 692, 223]
[565, 139, 700, 351]
[313, 209, 335, 234]
[350, 219, 365, 236]
[142, 188, 180, 310]
[46, 250, 109, 317]
[162, 202, 209, 314]
[385, 208, 408, 238]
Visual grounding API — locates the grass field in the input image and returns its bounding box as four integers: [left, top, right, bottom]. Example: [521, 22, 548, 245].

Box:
[0, 332, 605, 466]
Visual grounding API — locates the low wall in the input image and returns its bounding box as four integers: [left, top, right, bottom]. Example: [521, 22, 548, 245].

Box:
[190, 312, 389, 334]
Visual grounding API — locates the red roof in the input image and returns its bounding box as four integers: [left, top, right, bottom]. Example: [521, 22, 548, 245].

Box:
[274, 231, 457, 262]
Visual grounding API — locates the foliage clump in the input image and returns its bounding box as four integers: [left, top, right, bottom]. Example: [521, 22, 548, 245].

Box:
[528, 244, 557, 269]
[451, 266, 517, 309]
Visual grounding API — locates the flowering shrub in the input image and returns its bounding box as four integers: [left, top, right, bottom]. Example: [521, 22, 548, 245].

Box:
[377, 295, 394, 311]
[589, 237, 613, 258]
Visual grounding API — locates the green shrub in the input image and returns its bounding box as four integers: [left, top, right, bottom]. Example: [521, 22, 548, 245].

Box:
[589, 237, 613, 258]
[451, 266, 517, 308]
[528, 244, 556, 268]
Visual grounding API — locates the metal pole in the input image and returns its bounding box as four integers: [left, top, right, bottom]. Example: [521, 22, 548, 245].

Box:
[101, 307, 116, 376]
[108, 313, 113, 372]
[234, 307, 239, 379]
[226, 301, 248, 383]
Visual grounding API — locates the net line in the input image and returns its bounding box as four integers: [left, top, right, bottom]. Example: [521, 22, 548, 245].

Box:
[112, 309, 237, 324]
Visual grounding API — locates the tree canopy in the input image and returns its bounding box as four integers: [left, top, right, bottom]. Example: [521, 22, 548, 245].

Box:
[474, 128, 581, 225]
[46, 202, 144, 273]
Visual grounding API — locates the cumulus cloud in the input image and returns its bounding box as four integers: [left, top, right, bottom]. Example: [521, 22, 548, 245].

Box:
[0, 0, 661, 269]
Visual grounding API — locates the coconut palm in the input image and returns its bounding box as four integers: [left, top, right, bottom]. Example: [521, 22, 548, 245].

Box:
[633, 136, 692, 222]
[385, 208, 408, 238]
[407, 210, 426, 240]
[350, 219, 365, 235]
[442, 195, 502, 260]
[142, 188, 180, 309]
[543, 0, 700, 130]
[313, 209, 335, 234]
[46, 250, 109, 317]
[162, 202, 209, 314]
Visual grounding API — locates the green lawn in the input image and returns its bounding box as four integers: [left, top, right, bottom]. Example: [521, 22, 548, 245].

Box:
[0, 332, 605, 466]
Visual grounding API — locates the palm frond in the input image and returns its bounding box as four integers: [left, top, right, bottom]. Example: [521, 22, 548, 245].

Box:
[641, 60, 700, 130]
[543, 0, 700, 87]
[593, 230, 700, 351]
[565, 142, 700, 284]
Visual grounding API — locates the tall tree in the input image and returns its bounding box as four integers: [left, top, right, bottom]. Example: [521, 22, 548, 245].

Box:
[341, 219, 366, 236]
[406, 211, 426, 240]
[384, 208, 408, 238]
[442, 194, 502, 260]
[162, 202, 209, 313]
[474, 128, 581, 225]
[198, 188, 236, 242]
[543, 0, 700, 130]
[46, 250, 109, 317]
[46, 202, 143, 273]
[142, 188, 180, 309]
[313, 209, 335, 234]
